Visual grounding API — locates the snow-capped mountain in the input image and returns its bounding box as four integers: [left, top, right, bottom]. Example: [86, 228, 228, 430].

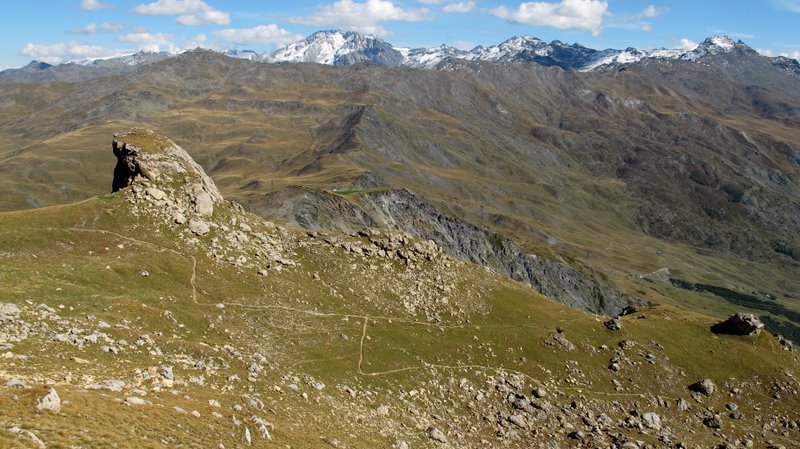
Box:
[4, 31, 795, 83]
[265, 30, 404, 67]
[78, 51, 173, 69]
[259, 32, 763, 72]
[403, 45, 467, 69]
[224, 49, 261, 61]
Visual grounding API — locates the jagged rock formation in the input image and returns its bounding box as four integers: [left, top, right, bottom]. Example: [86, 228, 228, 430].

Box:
[112, 128, 223, 218]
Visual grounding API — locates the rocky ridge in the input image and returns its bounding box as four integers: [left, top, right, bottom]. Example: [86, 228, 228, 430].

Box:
[250, 186, 636, 316]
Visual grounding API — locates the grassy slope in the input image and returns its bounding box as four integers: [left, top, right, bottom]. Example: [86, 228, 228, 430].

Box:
[1, 58, 798, 336]
[1, 193, 798, 448]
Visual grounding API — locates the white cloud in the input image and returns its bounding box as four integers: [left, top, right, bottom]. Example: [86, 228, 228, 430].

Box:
[214, 25, 303, 46]
[287, 0, 431, 37]
[633, 5, 668, 19]
[20, 42, 128, 64]
[118, 32, 172, 45]
[678, 38, 698, 50]
[758, 48, 800, 60]
[176, 9, 230, 25]
[418, 0, 443, 3]
[67, 22, 125, 35]
[133, 0, 230, 25]
[490, 0, 609, 36]
[640, 23, 653, 32]
[773, 0, 800, 13]
[442, 1, 476, 13]
[118, 31, 180, 52]
[80, 0, 114, 10]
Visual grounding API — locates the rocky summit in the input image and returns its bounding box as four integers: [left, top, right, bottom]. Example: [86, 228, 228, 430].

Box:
[0, 129, 798, 448]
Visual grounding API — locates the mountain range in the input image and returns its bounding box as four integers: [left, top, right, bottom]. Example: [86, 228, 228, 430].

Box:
[3, 31, 800, 83]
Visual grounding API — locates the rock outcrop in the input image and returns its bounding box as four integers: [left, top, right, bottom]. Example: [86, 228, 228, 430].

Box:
[110, 128, 296, 273]
[112, 128, 222, 218]
[711, 313, 765, 336]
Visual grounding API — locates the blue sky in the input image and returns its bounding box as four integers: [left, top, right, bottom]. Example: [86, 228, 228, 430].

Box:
[1, 0, 799, 68]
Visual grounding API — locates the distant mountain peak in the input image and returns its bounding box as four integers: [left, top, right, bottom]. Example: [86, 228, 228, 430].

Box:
[25, 61, 53, 70]
[266, 29, 404, 66]
[704, 35, 737, 50]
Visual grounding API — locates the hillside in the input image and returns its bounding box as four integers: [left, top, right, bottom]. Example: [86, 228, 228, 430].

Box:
[1, 129, 798, 448]
[1, 47, 799, 342]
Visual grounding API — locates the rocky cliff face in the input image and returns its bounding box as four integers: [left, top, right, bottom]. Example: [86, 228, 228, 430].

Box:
[361, 189, 635, 316]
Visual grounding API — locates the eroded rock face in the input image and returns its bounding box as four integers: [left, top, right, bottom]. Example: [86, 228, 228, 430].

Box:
[111, 128, 222, 217]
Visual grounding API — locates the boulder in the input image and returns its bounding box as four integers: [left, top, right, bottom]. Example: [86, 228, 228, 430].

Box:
[427, 427, 447, 443]
[689, 378, 716, 395]
[642, 412, 662, 430]
[0, 302, 21, 322]
[711, 313, 764, 336]
[188, 218, 211, 236]
[604, 318, 623, 331]
[37, 388, 61, 413]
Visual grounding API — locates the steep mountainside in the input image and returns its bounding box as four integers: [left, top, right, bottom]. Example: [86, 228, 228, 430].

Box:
[0, 129, 797, 448]
[1, 46, 799, 341]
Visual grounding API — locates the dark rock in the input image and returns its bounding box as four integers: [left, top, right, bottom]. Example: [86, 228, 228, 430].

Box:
[619, 306, 639, 316]
[605, 318, 623, 330]
[711, 313, 765, 336]
[703, 416, 723, 429]
[568, 430, 585, 440]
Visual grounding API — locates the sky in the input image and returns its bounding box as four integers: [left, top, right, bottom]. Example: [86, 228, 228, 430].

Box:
[1, 0, 799, 68]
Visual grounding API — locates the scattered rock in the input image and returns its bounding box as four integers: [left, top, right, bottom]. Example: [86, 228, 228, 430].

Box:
[689, 379, 716, 396]
[546, 330, 575, 351]
[711, 313, 764, 336]
[604, 318, 623, 331]
[568, 430, 585, 440]
[5, 379, 31, 389]
[7, 426, 46, 449]
[0, 302, 21, 322]
[87, 379, 126, 392]
[508, 413, 528, 428]
[703, 416, 722, 429]
[188, 218, 211, 236]
[618, 340, 635, 350]
[619, 306, 639, 316]
[244, 427, 252, 446]
[676, 398, 691, 412]
[36, 388, 61, 413]
[427, 427, 447, 443]
[126, 396, 149, 406]
[642, 412, 662, 430]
